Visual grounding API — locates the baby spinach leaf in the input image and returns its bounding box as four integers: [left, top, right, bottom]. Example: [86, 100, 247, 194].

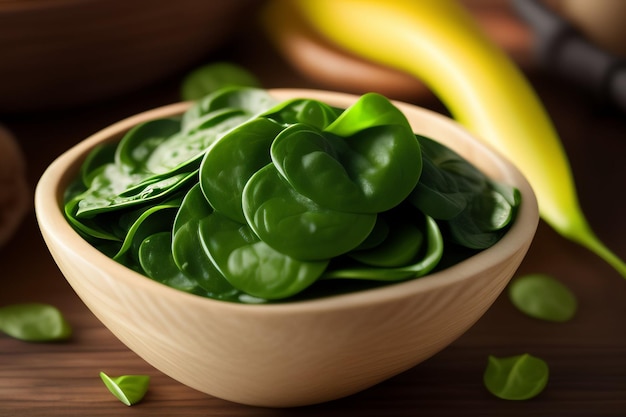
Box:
[64, 197, 124, 243]
[80, 142, 117, 187]
[353, 217, 390, 250]
[200, 117, 283, 223]
[0, 303, 72, 342]
[483, 354, 549, 400]
[270, 124, 363, 211]
[348, 218, 424, 268]
[138, 232, 200, 293]
[143, 109, 245, 174]
[323, 214, 443, 281]
[445, 187, 516, 249]
[271, 103, 421, 214]
[75, 169, 195, 217]
[112, 197, 181, 271]
[262, 98, 341, 129]
[182, 87, 278, 133]
[171, 184, 239, 298]
[115, 118, 182, 174]
[181, 62, 261, 101]
[243, 164, 377, 261]
[99, 372, 150, 406]
[173, 183, 213, 235]
[508, 274, 578, 322]
[410, 135, 520, 249]
[199, 211, 327, 300]
[324, 92, 411, 136]
[409, 134, 489, 220]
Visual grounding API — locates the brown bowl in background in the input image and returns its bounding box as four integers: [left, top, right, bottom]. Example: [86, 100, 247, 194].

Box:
[0, 0, 259, 112]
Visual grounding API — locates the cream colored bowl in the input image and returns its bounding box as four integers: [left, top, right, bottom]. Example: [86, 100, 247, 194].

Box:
[35, 89, 538, 407]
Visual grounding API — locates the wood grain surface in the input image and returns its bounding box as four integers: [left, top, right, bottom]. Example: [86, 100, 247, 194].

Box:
[1, 7, 626, 417]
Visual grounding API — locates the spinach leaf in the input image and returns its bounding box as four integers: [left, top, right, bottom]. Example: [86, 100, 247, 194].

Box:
[323, 213, 444, 281]
[410, 135, 520, 249]
[200, 117, 283, 223]
[171, 184, 239, 298]
[262, 97, 341, 129]
[483, 354, 549, 400]
[508, 274, 577, 322]
[198, 211, 328, 300]
[100, 372, 150, 406]
[138, 231, 200, 293]
[243, 164, 377, 261]
[0, 303, 72, 342]
[181, 62, 261, 101]
[181, 87, 278, 133]
[271, 93, 422, 214]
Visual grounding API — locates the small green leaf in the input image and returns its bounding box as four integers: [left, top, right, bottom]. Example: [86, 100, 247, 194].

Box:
[324, 92, 411, 136]
[410, 135, 520, 249]
[139, 232, 201, 293]
[112, 197, 181, 269]
[199, 211, 327, 300]
[181, 62, 261, 101]
[182, 87, 277, 133]
[261, 98, 341, 129]
[200, 117, 283, 223]
[323, 213, 443, 281]
[99, 372, 150, 406]
[115, 118, 182, 174]
[271, 95, 422, 214]
[0, 303, 72, 342]
[243, 164, 376, 261]
[169, 184, 240, 298]
[508, 274, 578, 322]
[348, 217, 424, 268]
[483, 354, 549, 400]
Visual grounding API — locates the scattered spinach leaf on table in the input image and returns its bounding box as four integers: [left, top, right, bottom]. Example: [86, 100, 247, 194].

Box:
[483, 353, 549, 400]
[508, 273, 578, 322]
[0, 303, 71, 342]
[100, 372, 150, 406]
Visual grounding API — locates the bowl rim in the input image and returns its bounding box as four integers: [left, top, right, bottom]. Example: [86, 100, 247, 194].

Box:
[35, 88, 538, 315]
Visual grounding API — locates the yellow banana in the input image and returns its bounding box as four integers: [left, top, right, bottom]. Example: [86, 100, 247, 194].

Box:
[263, 0, 626, 278]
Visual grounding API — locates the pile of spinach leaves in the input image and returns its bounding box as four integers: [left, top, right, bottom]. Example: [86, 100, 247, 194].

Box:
[64, 87, 520, 303]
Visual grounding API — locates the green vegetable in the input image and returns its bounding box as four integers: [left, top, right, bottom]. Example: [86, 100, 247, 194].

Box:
[243, 164, 377, 260]
[409, 135, 520, 249]
[181, 62, 261, 101]
[139, 231, 201, 293]
[483, 354, 549, 400]
[0, 303, 72, 342]
[99, 372, 150, 406]
[200, 117, 283, 223]
[169, 184, 239, 298]
[324, 210, 444, 280]
[199, 210, 329, 300]
[64, 87, 520, 303]
[508, 274, 578, 322]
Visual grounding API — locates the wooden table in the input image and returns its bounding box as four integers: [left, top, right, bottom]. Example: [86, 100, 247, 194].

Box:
[2, 18, 626, 417]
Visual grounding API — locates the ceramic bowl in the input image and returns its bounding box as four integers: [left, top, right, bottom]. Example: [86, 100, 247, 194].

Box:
[35, 89, 538, 407]
[0, 0, 258, 112]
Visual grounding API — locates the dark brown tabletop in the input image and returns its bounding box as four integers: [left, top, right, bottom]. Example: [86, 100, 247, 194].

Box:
[1, 12, 625, 417]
